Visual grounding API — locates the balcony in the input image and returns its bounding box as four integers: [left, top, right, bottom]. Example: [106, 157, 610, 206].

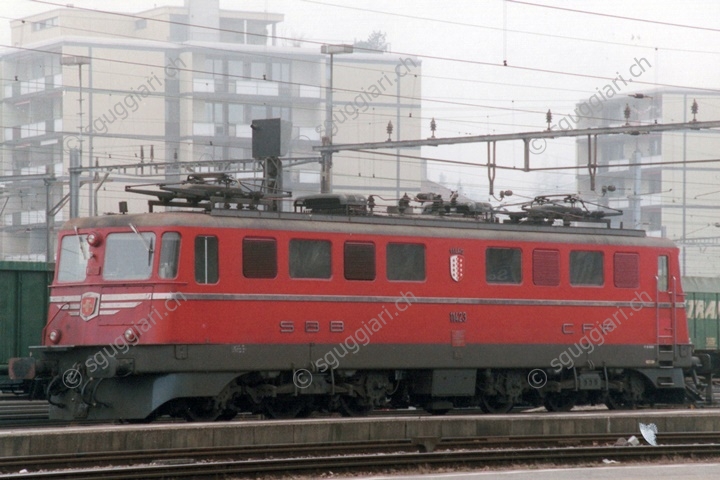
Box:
[20, 122, 46, 138]
[20, 78, 45, 95]
[299, 85, 321, 98]
[236, 81, 278, 96]
[192, 122, 214, 136]
[193, 79, 215, 93]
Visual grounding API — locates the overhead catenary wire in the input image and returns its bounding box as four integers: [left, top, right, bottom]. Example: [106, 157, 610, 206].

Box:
[2, 2, 719, 196]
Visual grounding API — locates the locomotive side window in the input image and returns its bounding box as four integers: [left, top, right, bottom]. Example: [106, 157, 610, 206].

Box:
[243, 238, 277, 278]
[103, 232, 156, 280]
[344, 242, 376, 281]
[57, 234, 89, 282]
[158, 232, 181, 279]
[387, 243, 425, 281]
[533, 249, 559, 286]
[195, 235, 219, 284]
[570, 251, 603, 286]
[486, 247, 522, 284]
[657, 255, 669, 291]
[289, 239, 331, 279]
[614, 252, 639, 288]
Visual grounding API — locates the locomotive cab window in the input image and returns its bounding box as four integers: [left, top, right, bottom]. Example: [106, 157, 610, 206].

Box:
[570, 251, 603, 286]
[158, 232, 181, 279]
[486, 247, 522, 284]
[344, 242, 376, 281]
[57, 234, 89, 282]
[614, 252, 639, 288]
[195, 235, 219, 284]
[290, 239, 331, 279]
[243, 238, 277, 278]
[104, 232, 155, 281]
[658, 255, 669, 291]
[387, 243, 425, 281]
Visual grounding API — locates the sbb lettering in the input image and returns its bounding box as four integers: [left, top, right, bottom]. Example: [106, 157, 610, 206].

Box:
[280, 320, 346, 333]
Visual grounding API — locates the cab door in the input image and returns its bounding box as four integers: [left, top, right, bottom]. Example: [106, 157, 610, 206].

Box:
[656, 255, 675, 347]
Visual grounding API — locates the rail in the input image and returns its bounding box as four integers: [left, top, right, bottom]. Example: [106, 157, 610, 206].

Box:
[4, 432, 720, 479]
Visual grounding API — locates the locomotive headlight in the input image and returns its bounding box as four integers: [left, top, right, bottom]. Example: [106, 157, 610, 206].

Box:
[124, 327, 138, 343]
[86, 232, 102, 247]
[48, 329, 61, 344]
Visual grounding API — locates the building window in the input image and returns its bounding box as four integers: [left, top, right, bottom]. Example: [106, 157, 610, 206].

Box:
[344, 242, 375, 281]
[271, 62, 290, 82]
[159, 232, 181, 279]
[205, 102, 223, 123]
[243, 238, 277, 278]
[228, 59, 244, 78]
[533, 249, 559, 286]
[387, 243, 425, 281]
[649, 136, 662, 156]
[290, 239, 331, 279]
[228, 104, 244, 125]
[195, 235, 219, 284]
[135, 19, 147, 29]
[570, 251, 603, 286]
[32, 17, 58, 31]
[613, 252, 639, 288]
[486, 247, 522, 284]
[250, 62, 266, 79]
[204, 58, 223, 78]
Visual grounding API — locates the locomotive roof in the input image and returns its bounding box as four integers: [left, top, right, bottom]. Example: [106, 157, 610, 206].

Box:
[63, 210, 676, 249]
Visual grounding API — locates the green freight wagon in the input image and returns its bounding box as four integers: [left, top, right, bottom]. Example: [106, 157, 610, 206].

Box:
[684, 276, 720, 372]
[0, 261, 54, 394]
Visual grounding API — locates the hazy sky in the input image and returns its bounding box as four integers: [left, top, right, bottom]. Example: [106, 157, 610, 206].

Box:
[2, 0, 719, 198]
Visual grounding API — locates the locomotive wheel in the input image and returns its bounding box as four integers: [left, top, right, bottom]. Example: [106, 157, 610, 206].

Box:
[182, 399, 223, 422]
[543, 392, 576, 412]
[216, 409, 238, 421]
[339, 396, 373, 417]
[264, 396, 312, 419]
[184, 406, 221, 421]
[120, 410, 160, 424]
[479, 395, 513, 414]
[605, 373, 646, 410]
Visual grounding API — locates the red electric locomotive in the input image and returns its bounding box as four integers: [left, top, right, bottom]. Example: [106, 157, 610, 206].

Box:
[10, 175, 692, 420]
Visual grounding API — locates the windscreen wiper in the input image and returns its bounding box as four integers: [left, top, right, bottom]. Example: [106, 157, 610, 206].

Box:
[129, 223, 154, 265]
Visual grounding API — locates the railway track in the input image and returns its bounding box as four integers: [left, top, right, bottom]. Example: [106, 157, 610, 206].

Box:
[0, 400, 48, 425]
[2, 432, 720, 479]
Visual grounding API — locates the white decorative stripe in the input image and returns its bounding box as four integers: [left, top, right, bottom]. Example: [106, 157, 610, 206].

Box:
[99, 310, 120, 315]
[101, 293, 152, 301]
[99, 302, 142, 309]
[50, 295, 81, 303]
[50, 293, 151, 303]
[51, 292, 687, 310]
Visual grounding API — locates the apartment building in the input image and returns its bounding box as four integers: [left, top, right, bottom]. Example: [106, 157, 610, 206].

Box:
[0, 0, 422, 261]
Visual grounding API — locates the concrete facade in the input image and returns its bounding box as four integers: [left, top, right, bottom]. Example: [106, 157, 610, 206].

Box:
[0, 1, 422, 261]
